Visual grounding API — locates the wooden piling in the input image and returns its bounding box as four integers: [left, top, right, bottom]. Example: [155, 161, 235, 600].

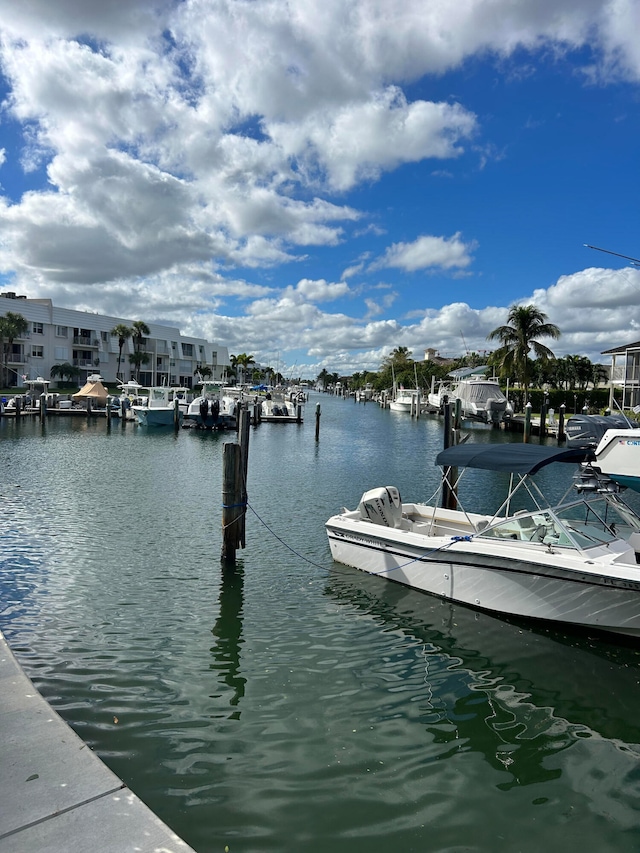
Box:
[173, 397, 180, 430]
[557, 404, 566, 444]
[221, 442, 243, 564]
[237, 409, 250, 548]
[523, 402, 532, 443]
[539, 398, 547, 440]
[39, 393, 46, 423]
[315, 402, 321, 441]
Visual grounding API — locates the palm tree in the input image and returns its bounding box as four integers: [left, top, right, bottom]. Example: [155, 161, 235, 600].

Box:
[0, 311, 29, 387]
[50, 362, 81, 386]
[131, 320, 150, 355]
[231, 353, 256, 385]
[128, 351, 150, 381]
[487, 304, 560, 403]
[110, 324, 132, 380]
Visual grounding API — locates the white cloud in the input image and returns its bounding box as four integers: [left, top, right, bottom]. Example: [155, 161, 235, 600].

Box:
[374, 233, 476, 272]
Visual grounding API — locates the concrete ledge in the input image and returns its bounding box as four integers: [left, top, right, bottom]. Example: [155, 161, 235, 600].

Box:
[0, 630, 197, 853]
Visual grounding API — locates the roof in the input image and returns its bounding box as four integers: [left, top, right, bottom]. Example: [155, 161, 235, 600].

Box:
[601, 340, 640, 355]
[447, 365, 488, 379]
[435, 442, 591, 474]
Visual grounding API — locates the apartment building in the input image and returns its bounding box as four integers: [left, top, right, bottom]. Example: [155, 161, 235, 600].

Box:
[0, 292, 230, 388]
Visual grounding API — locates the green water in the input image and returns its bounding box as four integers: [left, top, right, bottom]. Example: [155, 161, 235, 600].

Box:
[2, 397, 640, 853]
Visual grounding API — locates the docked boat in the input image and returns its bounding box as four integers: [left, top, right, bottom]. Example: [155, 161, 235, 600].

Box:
[454, 376, 513, 424]
[325, 443, 640, 637]
[565, 414, 640, 493]
[389, 388, 416, 413]
[260, 394, 303, 423]
[426, 378, 453, 413]
[185, 381, 237, 429]
[131, 386, 183, 427]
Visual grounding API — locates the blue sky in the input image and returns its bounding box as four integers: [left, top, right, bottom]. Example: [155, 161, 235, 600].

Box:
[0, 0, 639, 378]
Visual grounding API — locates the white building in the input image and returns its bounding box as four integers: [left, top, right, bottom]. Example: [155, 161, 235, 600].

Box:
[0, 292, 230, 388]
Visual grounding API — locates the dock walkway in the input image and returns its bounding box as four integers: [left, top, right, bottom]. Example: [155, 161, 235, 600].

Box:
[0, 629, 196, 853]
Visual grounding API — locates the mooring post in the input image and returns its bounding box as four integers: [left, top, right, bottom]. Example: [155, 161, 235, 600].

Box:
[87, 398, 92, 417]
[557, 403, 566, 444]
[39, 393, 46, 423]
[221, 442, 243, 564]
[238, 409, 250, 548]
[315, 402, 321, 441]
[539, 397, 547, 440]
[523, 402, 532, 443]
[296, 403, 302, 423]
[174, 397, 180, 430]
[106, 396, 112, 428]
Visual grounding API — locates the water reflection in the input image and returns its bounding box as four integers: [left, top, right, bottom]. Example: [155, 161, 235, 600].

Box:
[210, 563, 246, 718]
[324, 566, 640, 801]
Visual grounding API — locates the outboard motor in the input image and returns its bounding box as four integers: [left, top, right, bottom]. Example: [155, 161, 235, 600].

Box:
[357, 487, 403, 528]
[211, 399, 220, 422]
[199, 399, 210, 420]
[566, 414, 637, 448]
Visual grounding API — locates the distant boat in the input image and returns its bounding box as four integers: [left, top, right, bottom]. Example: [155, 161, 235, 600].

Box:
[389, 387, 416, 413]
[454, 376, 513, 424]
[132, 386, 183, 427]
[185, 381, 237, 429]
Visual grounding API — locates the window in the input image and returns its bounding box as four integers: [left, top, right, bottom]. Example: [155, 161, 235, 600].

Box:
[54, 346, 69, 361]
[33, 322, 44, 335]
[101, 331, 109, 342]
[182, 343, 194, 357]
[56, 325, 68, 337]
[31, 345, 44, 358]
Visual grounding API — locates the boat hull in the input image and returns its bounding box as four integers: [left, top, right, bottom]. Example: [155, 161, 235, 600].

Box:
[593, 430, 640, 493]
[326, 518, 640, 637]
[133, 407, 181, 427]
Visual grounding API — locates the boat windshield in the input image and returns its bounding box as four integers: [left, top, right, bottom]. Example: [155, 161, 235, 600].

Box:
[554, 496, 640, 547]
[476, 494, 640, 549]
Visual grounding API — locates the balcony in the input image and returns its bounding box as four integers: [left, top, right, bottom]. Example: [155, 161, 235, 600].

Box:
[73, 336, 93, 346]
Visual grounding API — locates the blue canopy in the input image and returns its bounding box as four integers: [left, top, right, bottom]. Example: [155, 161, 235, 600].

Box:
[435, 443, 591, 475]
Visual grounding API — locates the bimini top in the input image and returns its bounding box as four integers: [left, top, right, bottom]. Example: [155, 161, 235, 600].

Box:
[435, 443, 591, 475]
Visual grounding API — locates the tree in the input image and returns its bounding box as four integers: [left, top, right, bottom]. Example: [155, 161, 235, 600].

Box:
[0, 311, 29, 387]
[131, 320, 150, 355]
[128, 351, 150, 381]
[317, 368, 330, 390]
[487, 304, 560, 403]
[382, 346, 413, 369]
[230, 353, 255, 384]
[110, 324, 132, 380]
[50, 362, 81, 386]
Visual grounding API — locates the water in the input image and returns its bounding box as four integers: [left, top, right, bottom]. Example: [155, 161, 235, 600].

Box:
[2, 397, 640, 853]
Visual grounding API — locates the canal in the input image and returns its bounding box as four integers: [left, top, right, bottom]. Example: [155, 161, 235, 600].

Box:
[2, 394, 640, 852]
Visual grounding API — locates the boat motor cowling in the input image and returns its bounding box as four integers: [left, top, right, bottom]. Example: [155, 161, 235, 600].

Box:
[358, 486, 403, 528]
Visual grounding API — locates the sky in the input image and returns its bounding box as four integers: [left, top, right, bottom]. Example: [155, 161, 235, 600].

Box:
[0, 0, 639, 379]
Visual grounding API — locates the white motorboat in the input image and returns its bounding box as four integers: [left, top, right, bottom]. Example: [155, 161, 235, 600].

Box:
[260, 395, 303, 423]
[426, 378, 453, 413]
[326, 443, 640, 637]
[185, 381, 237, 429]
[389, 388, 416, 413]
[565, 414, 640, 493]
[591, 429, 640, 493]
[131, 386, 183, 427]
[454, 377, 513, 424]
